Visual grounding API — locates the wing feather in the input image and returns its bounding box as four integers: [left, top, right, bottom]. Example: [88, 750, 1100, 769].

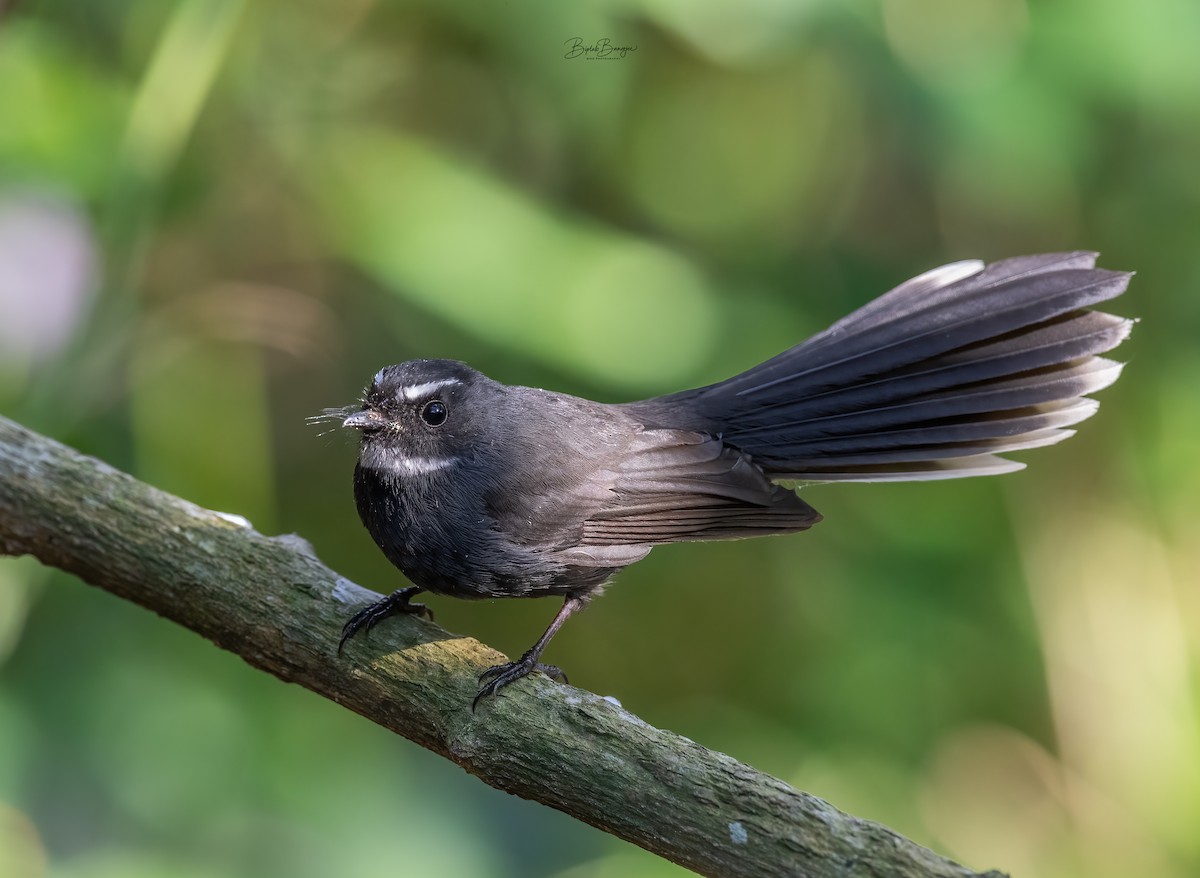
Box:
[578, 430, 820, 547]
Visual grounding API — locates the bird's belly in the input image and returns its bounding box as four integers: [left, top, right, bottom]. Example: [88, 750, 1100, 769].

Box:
[355, 464, 618, 599]
[385, 532, 615, 599]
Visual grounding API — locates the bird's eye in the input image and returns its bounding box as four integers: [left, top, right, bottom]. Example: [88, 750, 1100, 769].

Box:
[420, 400, 448, 426]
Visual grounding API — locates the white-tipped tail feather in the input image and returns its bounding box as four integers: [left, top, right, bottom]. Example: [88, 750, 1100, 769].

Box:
[643, 252, 1133, 483]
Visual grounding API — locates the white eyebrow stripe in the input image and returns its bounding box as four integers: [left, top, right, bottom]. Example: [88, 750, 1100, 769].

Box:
[399, 378, 461, 401]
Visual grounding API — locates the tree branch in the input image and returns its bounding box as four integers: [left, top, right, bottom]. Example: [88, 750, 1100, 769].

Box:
[0, 416, 1004, 878]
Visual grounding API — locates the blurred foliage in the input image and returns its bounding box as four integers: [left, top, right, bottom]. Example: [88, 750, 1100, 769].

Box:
[1, 1, 1198, 876]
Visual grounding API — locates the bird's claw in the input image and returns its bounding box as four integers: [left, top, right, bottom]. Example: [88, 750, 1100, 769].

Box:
[472, 658, 567, 710]
[338, 587, 431, 654]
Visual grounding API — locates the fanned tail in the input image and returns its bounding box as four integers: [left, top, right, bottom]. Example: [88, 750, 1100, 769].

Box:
[641, 253, 1133, 482]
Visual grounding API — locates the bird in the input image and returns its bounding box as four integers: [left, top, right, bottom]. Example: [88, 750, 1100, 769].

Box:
[328, 252, 1132, 708]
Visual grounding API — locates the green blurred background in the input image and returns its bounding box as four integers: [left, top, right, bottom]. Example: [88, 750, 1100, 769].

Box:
[1, 1, 1197, 876]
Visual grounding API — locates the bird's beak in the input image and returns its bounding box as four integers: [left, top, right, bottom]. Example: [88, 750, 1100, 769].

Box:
[342, 410, 386, 432]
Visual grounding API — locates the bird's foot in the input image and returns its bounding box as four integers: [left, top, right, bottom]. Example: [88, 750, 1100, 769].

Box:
[473, 653, 568, 710]
[338, 586, 431, 654]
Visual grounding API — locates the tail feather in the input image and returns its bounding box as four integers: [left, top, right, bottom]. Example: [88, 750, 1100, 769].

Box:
[766, 399, 1098, 457]
[766, 426, 1074, 471]
[726, 268, 1130, 402]
[636, 253, 1133, 483]
[740, 357, 1124, 442]
[807, 251, 1100, 344]
[738, 311, 1131, 426]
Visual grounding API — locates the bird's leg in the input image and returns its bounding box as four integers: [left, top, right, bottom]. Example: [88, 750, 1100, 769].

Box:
[474, 595, 587, 710]
[338, 586, 431, 654]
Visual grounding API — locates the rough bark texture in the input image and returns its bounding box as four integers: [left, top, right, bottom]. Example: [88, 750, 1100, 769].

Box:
[0, 415, 1006, 878]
